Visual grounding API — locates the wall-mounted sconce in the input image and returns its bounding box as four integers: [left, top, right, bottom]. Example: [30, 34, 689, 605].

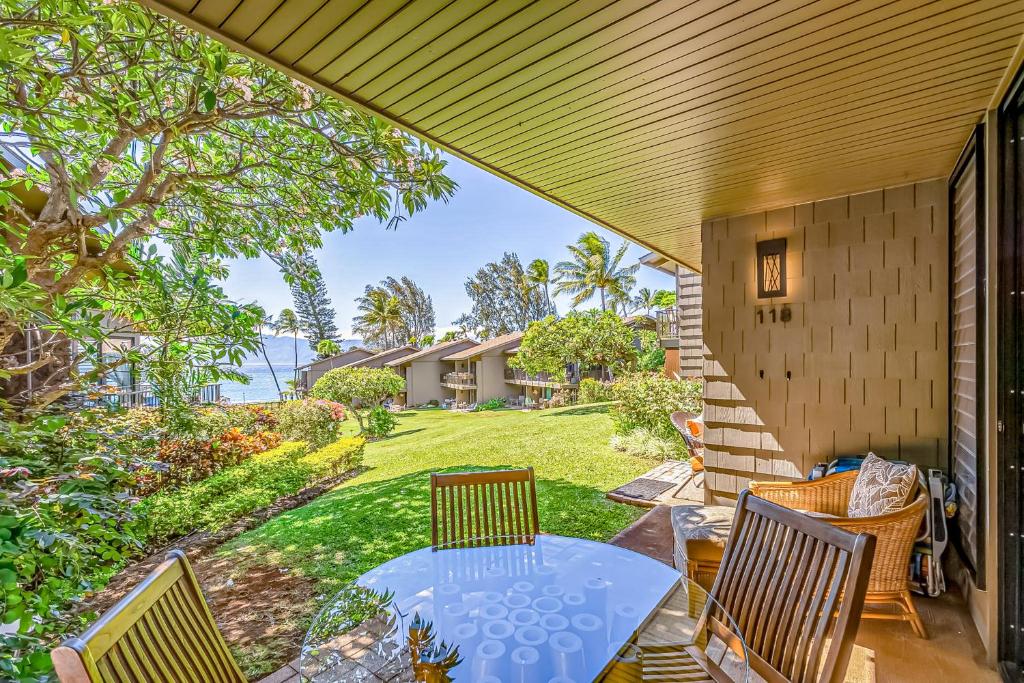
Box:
[756, 238, 787, 298]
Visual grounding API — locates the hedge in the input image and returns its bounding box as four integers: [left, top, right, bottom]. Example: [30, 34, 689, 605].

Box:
[140, 436, 365, 543]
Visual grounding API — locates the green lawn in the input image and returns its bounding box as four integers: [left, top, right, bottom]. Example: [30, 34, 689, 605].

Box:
[217, 403, 655, 676]
[224, 403, 653, 584]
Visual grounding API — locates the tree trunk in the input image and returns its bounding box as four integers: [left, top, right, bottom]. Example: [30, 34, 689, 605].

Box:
[293, 332, 299, 387]
[259, 326, 281, 398]
[599, 287, 606, 311]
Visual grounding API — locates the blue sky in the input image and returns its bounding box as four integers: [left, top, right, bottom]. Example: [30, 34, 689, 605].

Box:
[221, 154, 673, 337]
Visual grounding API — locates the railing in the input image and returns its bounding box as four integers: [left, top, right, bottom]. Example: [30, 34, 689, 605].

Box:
[656, 307, 680, 340]
[441, 371, 476, 387]
[504, 368, 574, 386]
[79, 383, 221, 408]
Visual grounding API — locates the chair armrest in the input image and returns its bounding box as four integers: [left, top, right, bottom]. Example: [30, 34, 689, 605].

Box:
[748, 471, 858, 516]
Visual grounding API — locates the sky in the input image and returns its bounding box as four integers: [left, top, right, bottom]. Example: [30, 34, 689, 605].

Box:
[220, 154, 673, 337]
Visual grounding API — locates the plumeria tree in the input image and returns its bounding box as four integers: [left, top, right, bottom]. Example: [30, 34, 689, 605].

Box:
[0, 0, 456, 407]
[509, 310, 638, 382]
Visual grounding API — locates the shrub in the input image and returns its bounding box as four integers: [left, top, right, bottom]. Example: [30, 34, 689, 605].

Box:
[472, 398, 505, 412]
[310, 367, 405, 433]
[0, 409, 150, 681]
[366, 405, 398, 438]
[610, 373, 703, 439]
[610, 427, 685, 460]
[276, 399, 346, 448]
[578, 378, 614, 404]
[139, 437, 365, 543]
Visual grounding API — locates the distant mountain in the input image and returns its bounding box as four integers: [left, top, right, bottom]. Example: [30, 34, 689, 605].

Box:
[240, 335, 361, 366]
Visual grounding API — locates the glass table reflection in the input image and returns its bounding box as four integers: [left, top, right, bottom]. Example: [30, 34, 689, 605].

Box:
[301, 535, 747, 682]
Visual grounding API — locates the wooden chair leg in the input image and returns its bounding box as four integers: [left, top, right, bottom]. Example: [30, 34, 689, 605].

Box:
[901, 591, 928, 639]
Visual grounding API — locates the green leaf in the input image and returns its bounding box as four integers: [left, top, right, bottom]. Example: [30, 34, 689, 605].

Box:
[4, 256, 26, 288]
[202, 90, 216, 112]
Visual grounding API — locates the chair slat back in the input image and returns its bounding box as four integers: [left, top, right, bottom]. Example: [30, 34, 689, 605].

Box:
[430, 467, 539, 550]
[670, 411, 704, 459]
[709, 491, 875, 683]
[52, 550, 246, 683]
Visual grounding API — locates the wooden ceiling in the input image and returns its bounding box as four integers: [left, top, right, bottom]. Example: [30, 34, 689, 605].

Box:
[143, 0, 1024, 271]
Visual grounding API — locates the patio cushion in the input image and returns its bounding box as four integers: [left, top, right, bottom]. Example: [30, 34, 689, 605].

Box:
[847, 452, 918, 518]
[670, 504, 735, 590]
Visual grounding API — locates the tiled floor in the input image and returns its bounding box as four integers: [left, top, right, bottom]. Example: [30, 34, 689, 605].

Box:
[260, 504, 998, 682]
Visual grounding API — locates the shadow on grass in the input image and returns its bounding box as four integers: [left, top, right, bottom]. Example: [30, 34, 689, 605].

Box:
[386, 428, 426, 439]
[226, 464, 642, 587]
[540, 403, 611, 417]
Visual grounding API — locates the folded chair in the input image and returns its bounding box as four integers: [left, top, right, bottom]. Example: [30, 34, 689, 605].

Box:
[52, 550, 246, 683]
[637, 491, 876, 683]
[430, 467, 539, 550]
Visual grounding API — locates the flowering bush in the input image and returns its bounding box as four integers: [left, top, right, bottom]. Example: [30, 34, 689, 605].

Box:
[610, 373, 703, 439]
[366, 405, 398, 438]
[276, 399, 346, 449]
[578, 378, 614, 404]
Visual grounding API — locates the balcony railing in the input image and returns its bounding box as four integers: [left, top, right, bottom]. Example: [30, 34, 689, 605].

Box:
[78, 383, 221, 408]
[504, 368, 578, 387]
[656, 308, 680, 340]
[441, 371, 476, 388]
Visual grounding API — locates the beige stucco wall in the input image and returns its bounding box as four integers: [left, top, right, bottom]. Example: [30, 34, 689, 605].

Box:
[476, 355, 511, 402]
[701, 179, 949, 504]
[305, 349, 375, 387]
[407, 359, 448, 405]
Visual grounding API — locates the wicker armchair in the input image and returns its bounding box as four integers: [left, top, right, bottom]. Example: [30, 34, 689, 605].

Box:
[749, 470, 929, 638]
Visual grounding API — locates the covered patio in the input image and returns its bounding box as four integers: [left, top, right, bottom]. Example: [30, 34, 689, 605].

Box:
[86, 0, 1024, 680]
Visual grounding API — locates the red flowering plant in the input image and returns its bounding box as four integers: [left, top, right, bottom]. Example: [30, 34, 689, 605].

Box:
[277, 399, 347, 449]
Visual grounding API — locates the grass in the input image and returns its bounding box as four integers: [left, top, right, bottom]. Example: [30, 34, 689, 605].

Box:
[217, 404, 655, 674]
[224, 403, 651, 581]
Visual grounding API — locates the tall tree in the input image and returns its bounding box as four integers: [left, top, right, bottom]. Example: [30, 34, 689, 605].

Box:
[527, 258, 556, 316]
[316, 339, 340, 359]
[381, 276, 435, 341]
[509, 310, 638, 381]
[283, 254, 339, 351]
[554, 232, 640, 311]
[273, 308, 302, 384]
[635, 288, 657, 315]
[457, 253, 547, 339]
[257, 314, 282, 397]
[0, 0, 455, 407]
[352, 286, 404, 349]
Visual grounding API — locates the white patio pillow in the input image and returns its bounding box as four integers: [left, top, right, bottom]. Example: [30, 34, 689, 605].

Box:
[847, 453, 918, 518]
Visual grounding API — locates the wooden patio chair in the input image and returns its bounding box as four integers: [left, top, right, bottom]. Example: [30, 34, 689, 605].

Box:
[749, 471, 929, 637]
[430, 467, 540, 550]
[636, 491, 875, 683]
[670, 410, 704, 471]
[51, 550, 246, 683]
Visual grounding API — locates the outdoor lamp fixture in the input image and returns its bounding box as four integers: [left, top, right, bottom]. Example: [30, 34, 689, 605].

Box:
[756, 238, 787, 298]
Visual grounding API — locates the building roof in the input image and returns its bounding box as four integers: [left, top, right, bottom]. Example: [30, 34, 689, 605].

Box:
[342, 345, 420, 368]
[623, 315, 657, 330]
[296, 347, 373, 372]
[442, 331, 524, 361]
[384, 338, 479, 366]
[143, 0, 1023, 272]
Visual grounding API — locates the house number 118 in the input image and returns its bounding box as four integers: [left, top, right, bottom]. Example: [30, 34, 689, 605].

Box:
[755, 306, 792, 324]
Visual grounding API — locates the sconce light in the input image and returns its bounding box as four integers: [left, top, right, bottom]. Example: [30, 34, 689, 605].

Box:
[756, 238, 787, 298]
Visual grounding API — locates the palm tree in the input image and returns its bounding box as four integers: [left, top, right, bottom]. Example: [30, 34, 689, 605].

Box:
[316, 339, 340, 358]
[553, 232, 640, 311]
[273, 308, 302, 385]
[353, 286, 404, 349]
[635, 288, 658, 315]
[527, 258, 555, 316]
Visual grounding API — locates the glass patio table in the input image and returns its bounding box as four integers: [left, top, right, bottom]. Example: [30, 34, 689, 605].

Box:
[300, 535, 748, 682]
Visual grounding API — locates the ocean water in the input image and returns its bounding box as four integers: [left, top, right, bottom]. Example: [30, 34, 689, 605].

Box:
[219, 364, 299, 403]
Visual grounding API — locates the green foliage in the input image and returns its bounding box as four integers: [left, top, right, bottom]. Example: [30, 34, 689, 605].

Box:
[282, 255, 339, 351]
[454, 253, 547, 338]
[0, 409, 151, 680]
[472, 398, 506, 412]
[140, 437, 364, 543]
[578, 378, 615, 404]
[610, 373, 703, 439]
[354, 276, 435, 350]
[610, 427, 685, 460]
[365, 405, 398, 438]
[554, 232, 639, 311]
[637, 330, 665, 372]
[0, 0, 455, 408]
[439, 331, 458, 343]
[652, 290, 677, 309]
[310, 367, 405, 433]
[510, 310, 638, 380]
[276, 399, 347, 449]
[316, 339, 341, 358]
